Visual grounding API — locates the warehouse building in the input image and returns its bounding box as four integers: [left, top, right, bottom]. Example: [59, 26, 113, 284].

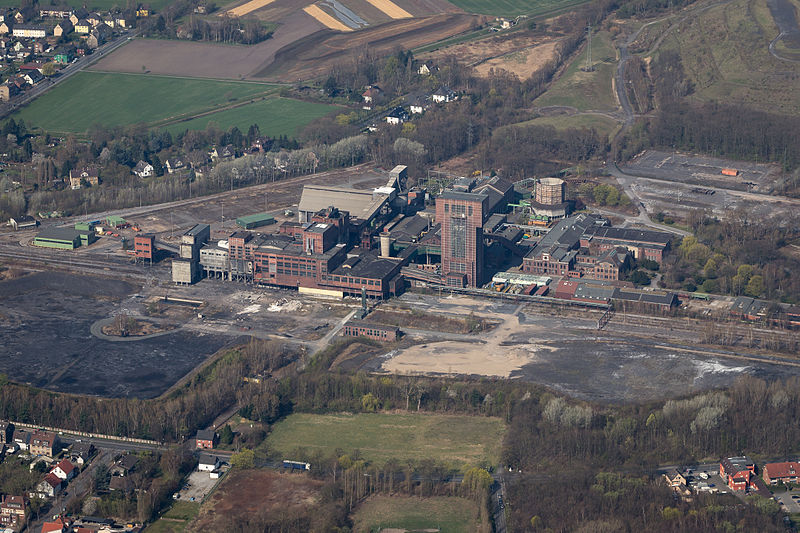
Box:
[236, 212, 275, 230]
[342, 319, 400, 342]
[33, 227, 82, 249]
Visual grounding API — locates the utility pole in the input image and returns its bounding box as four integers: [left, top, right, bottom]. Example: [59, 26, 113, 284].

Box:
[584, 26, 594, 72]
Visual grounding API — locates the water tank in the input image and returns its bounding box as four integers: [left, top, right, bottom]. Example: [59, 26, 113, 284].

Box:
[535, 178, 565, 206]
[380, 232, 392, 258]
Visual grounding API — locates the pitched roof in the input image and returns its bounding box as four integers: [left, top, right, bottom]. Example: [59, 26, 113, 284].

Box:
[764, 461, 800, 479]
[42, 472, 61, 488]
[41, 517, 68, 533]
[119, 454, 138, 471]
[196, 429, 215, 441]
[198, 453, 219, 465]
[54, 458, 74, 474]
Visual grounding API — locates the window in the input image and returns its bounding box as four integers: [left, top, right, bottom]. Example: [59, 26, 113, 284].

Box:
[450, 217, 467, 259]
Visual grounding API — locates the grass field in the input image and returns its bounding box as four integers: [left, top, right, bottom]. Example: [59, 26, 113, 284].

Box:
[534, 30, 617, 111]
[265, 412, 506, 467]
[351, 496, 481, 533]
[446, 0, 589, 18]
[514, 113, 621, 139]
[14, 71, 336, 137]
[655, 0, 800, 115]
[143, 501, 200, 533]
[163, 97, 338, 137]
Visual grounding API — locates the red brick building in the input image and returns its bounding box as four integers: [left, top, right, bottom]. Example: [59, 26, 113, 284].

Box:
[195, 429, 216, 450]
[436, 190, 488, 287]
[342, 320, 399, 341]
[720, 456, 756, 491]
[134, 233, 155, 261]
[763, 461, 800, 485]
[0, 495, 25, 529]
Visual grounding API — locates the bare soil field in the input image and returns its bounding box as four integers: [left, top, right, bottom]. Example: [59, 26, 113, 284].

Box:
[474, 40, 561, 79]
[189, 469, 323, 531]
[423, 33, 562, 80]
[255, 13, 481, 80]
[91, 10, 323, 79]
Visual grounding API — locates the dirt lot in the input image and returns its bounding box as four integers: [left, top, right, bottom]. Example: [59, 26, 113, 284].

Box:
[372, 293, 800, 403]
[92, 9, 323, 80]
[189, 469, 323, 531]
[422, 33, 563, 80]
[256, 13, 481, 80]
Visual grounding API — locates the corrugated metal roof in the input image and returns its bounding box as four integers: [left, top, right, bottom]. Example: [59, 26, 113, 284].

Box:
[299, 185, 391, 222]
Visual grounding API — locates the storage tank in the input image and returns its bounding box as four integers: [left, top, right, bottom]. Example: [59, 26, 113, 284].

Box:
[535, 177, 566, 206]
[379, 231, 392, 258]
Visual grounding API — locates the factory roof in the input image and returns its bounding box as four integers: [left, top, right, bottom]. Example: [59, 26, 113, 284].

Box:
[388, 214, 430, 242]
[185, 223, 210, 236]
[331, 249, 401, 279]
[574, 283, 615, 301]
[525, 214, 606, 259]
[236, 212, 274, 225]
[438, 190, 488, 202]
[614, 288, 677, 306]
[585, 225, 672, 246]
[35, 227, 81, 242]
[298, 185, 392, 222]
[345, 319, 399, 333]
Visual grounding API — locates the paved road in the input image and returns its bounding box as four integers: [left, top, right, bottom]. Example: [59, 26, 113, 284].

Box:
[0, 30, 138, 120]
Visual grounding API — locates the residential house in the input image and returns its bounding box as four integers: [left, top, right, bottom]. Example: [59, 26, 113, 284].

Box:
[0, 420, 13, 444]
[53, 19, 72, 37]
[663, 469, 687, 488]
[195, 429, 216, 449]
[40, 516, 69, 532]
[22, 70, 44, 86]
[385, 106, 408, 125]
[69, 167, 99, 189]
[74, 20, 90, 34]
[417, 62, 433, 75]
[0, 81, 19, 101]
[13, 24, 47, 39]
[50, 458, 76, 481]
[763, 461, 800, 485]
[13, 11, 24, 24]
[109, 475, 133, 492]
[210, 145, 235, 161]
[432, 85, 457, 103]
[406, 93, 428, 115]
[0, 22, 12, 35]
[110, 454, 138, 476]
[53, 49, 72, 64]
[40, 7, 73, 18]
[165, 157, 185, 174]
[102, 16, 115, 28]
[87, 24, 110, 49]
[115, 15, 132, 28]
[29, 430, 57, 457]
[13, 429, 30, 450]
[69, 9, 89, 26]
[70, 441, 94, 465]
[361, 85, 382, 109]
[136, 5, 151, 18]
[87, 12, 104, 27]
[198, 453, 220, 472]
[34, 473, 62, 498]
[719, 456, 756, 491]
[0, 495, 26, 529]
[133, 160, 154, 177]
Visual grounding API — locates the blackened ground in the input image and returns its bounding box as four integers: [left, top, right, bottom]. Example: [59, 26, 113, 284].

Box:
[0, 272, 231, 398]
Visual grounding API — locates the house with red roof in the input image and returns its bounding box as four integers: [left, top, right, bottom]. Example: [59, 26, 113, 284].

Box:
[34, 473, 62, 498]
[763, 461, 800, 485]
[41, 516, 69, 532]
[720, 456, 758, 492]
[50, 458, 76, 481]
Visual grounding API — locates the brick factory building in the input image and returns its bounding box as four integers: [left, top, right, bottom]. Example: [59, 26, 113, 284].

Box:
[342, 320, 400, 341]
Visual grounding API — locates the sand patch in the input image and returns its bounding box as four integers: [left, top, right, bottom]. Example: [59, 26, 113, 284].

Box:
[364, 0, 412, 19]
[304, 4, 353, 31]
[474, 41, 561, 80]
[224, 0, 277, 17]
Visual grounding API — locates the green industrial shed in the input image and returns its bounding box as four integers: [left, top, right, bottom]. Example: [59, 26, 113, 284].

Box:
[33, 227, 82, 249]
[236, 212, 275, 230]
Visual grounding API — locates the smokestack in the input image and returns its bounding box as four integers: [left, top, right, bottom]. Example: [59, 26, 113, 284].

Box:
[380, 231, 392, 258]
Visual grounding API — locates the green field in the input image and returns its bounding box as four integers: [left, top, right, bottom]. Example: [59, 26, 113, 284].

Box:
[352, 496, 481, 533]
[534, 30, 617, 111]
[446, 0, 589, 17]
[163, 97, 338, 138]
[655, 0, 800, 115]
[266, 412, 506, 467]
[143, 501, 199, 533]
[514, 113, 621, 139]
[15, 72, 279, 134]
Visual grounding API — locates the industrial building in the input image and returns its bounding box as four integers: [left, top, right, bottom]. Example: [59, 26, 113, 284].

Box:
[531, 177, 570, 219]
[236, 212, 275, 230]
[134, 233, 155, 261]
[172, 224, 210, 284]
[341, 320, 400, 341]
[33, 225, 96, 249]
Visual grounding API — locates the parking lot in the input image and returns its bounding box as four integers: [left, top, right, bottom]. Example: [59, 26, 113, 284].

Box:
[176, 464, 229, 502]
[774, 489, 800, 513]
[624, 150, 779, 192]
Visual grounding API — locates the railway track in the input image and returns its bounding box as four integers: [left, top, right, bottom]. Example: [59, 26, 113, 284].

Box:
[0, 246, 164, 281]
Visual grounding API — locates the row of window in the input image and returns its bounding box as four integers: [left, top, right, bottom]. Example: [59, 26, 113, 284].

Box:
[345, 327, 391, 338]
[328, 275, 380, 287]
